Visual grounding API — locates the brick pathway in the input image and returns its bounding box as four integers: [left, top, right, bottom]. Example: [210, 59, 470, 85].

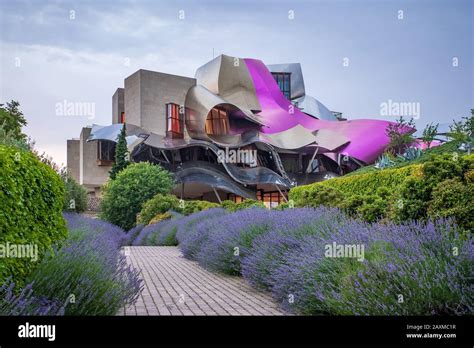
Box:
[119, 246, 286, 316]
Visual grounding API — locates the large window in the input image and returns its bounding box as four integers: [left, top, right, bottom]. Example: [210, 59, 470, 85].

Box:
[271, 72, 291, 100]
[97, 140, 115, 165]
[166, 103, 184, 138]
[258, 191, 286, 208]
[227, 193, 244, 203]
[205, 107, 230, 135]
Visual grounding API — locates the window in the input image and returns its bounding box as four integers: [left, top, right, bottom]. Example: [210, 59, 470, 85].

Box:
[120, 112, 125, 124]
[227, 193, 244, 203]
[97, 140, 115, 165]
[166, 103, 184, 138]
[271, 72, 291, 100]
[258, 191, 286, 208]
[205, 106, 230, 135]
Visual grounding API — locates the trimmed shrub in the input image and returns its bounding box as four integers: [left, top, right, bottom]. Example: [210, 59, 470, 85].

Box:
[27, 213, 143, 315]
[148, 211, 173, 225]
[290, 165, 420, 207]
[100, 162, 174, 230]
[0, 145, 67, 286]
[220, 200, 237, 210]
[422, 153, 467, 185]
[137, 194, 178, 225]
[138, 194, 220, 225]
[389, 176, 431, 222]
[356, 195, 388, 222]
[290, 154, 474, 226]
[62, 173, 87, 213]
[176, 200, 220, 215]
[391, 154, 473, 224]
[428, 178, 474, 233]
[220, 199, 266, 212]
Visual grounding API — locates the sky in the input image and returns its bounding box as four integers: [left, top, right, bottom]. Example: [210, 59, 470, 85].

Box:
[0, 0, 472, 166]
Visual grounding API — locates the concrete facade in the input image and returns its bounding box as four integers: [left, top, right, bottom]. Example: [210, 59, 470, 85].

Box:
[125, 69, 196, 136]
[78, 127, 112, 192]
[112, 88, 124, 124]
[66, 139, 80, 182]
[68, 69, 197, 193]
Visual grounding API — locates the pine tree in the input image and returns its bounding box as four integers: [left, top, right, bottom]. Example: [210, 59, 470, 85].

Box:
[110, 123, 130, 180]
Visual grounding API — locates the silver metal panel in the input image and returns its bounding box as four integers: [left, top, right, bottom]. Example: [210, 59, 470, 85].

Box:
[294, 95, 337, 121]
[258, 124, 318, 150]
[312, 128, 350, 151]
[195, 54, 261, 111]
[266, 63, 305, 99]
[140, 134, 292, 188]
[174, 169, 257, 200]
[87, 123, 146, 142]
[184, 85, 264, 143]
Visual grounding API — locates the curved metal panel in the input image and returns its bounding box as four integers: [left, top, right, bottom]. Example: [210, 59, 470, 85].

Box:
[258, 124, 317, 150]
[86, 123, 146, 152]
[87, 123, 146, 142]
[195, 54, 261, 111]
[173, 166, 257, 199]
[294, 95, 337, 121]
[184, 85, 264, 142]
[138, 134, 292, 188]
[266, 63, 305, 100]
[244, 58, 412, 164]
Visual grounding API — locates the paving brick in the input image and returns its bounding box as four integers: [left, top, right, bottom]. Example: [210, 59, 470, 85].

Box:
[120, 246, 287, 316]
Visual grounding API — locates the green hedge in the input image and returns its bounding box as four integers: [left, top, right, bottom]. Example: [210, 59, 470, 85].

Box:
[220, 199, 265, 212]
[137, 194, 178, 225]
[289, 165, 421, 207]
[0, 145, 67, 286]
[176, 200, 220, 216]
[138, 193, 221, 225]
[289, 154, 473, 231]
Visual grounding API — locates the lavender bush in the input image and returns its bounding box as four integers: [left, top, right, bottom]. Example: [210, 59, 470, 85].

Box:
[131, 211, 183, 246]
[0, 279, 65, 315]
[24, 213, 143, 315]
[178, 207, 473, 315]
[176, 208, 229, 259]
[124, 223, 145, 246]
[194, 209, 274, 275]
[265, 215, 472, 315]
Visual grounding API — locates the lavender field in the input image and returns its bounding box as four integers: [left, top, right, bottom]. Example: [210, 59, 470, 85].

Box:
[128, 207, 473, 315]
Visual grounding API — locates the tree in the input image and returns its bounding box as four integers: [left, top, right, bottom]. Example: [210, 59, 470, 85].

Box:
[61, 169, 88, 213]
[109, 123, 130, 180]
[421, 122, 439, 149]
[385, 116, 416, 155]
[448, 110, 474, 154]
[0, 100, 27, 142]
[100, 162, 174, 230]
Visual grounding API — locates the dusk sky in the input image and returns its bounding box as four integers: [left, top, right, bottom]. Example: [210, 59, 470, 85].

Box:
[0, 0, 472, 165]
